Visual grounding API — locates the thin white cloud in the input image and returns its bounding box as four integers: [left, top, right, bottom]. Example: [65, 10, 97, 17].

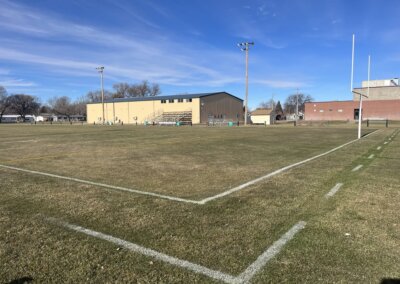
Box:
[0, 0, 245, 88]
[252, 79, 309, 88]
[0, 79, 37, 87]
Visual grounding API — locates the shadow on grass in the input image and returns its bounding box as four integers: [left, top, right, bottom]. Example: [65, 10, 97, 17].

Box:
[7, 277, 33, 284]
[381, 279, 400, 284]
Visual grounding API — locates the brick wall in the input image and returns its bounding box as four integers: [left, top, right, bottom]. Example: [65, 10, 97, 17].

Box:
[305, 100, 400, 120]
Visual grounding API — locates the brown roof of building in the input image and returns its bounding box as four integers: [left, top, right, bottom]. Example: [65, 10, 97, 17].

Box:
[251, 108, 273, 115]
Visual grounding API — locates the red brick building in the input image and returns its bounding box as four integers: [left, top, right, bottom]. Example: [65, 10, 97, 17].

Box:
[305, 100, 400, 121]
[305, 79, 400, 121]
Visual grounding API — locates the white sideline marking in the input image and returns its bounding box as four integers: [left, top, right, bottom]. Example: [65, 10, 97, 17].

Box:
[377, 146, 382, 150]
[0, 164, 202, 205]
[368, 154, 374, 159]
[46, 217, 235, 283]
[198, 132, 377, 204]
[235, 221, 306, 283]
[0, 130, 379, 205]
[325, 183, 343, 198]
[47, 217, 306, 284]
[352, 165, 363, 172]
[1, 139, 38, 144]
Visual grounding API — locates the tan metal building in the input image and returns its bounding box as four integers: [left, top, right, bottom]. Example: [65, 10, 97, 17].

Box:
[250, 108, 275, 125]
[87, 92, 243, 124]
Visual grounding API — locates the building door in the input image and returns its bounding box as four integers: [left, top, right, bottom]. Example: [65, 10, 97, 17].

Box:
[354, 109, 359, 120]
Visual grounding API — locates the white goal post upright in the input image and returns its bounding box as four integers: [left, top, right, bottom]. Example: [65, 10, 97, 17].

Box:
[353, 55, 370, 139]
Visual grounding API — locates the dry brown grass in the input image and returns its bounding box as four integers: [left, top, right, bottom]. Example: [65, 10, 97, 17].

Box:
[0, 124, 398, 283]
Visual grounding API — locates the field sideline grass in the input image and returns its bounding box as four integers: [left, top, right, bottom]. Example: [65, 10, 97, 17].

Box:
[0, 124, 399, 283]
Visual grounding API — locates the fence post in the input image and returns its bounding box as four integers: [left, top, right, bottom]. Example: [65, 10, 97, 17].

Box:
[367, 119, 369, 127]
[294, 120, 296, 127]
[386, 119, 388, 128]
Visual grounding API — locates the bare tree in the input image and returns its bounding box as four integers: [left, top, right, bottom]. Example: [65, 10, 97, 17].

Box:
[8, 94, 40, 121]
[113, 83, 130, 98]
[149, 83, 161, 96]
[136, 80, 149, 97]
[73, 96, 87, 116]
[284, 93, 313, 114]
[49, 96, 75, 121]
[86, 90, 112, 103]
[126, 81, 161, 97]
[0, 86, 10, 123]
[258, 98, 275, 109]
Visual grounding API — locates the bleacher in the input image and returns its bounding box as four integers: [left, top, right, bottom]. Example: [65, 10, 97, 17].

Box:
[157, 111, 192, 125]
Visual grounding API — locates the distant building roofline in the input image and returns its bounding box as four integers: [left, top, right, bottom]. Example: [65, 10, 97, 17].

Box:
[87, 91, 243, 104]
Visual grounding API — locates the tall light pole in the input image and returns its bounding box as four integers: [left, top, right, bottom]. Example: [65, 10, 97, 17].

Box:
[296, 88, 299, 120]
[238, 41, 254, 125]
[96, 66, 105, 124]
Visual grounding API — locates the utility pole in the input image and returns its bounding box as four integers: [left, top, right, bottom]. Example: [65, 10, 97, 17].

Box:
[296, 88, 299, 120]
[238, 41, 254, 126]
[96, 66, 105, 124]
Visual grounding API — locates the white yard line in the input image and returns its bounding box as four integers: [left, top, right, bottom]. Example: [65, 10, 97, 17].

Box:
[368, 154, 374, 159]
[352, 165, 363, 172]
[198, 132, 377, 204]
[46, 217, 235, 283]
[0, 130, 379, 205]
[234, 221, 306, 284]
[384, 141, 388, 144]
[0, 164, 202, 205]
[325, 183, 344, 198]
[377, 146, 382, 150]
[47, 217, 306, 284]
[1, 139, 38, 144]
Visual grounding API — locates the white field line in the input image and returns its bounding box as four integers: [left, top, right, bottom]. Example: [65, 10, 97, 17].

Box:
[234, 221, 306, 284]
[377, 146, 382, 150]
[46, 217, 236, 283]
[1, 139, 38, 144]
[384, 141, 388, 145]
[0, 130, 379, 205]
[198, 132, 377, 204]
[0, 164, 202, 205]
[325, 183, 343, 198]
[352, 165, 363, 172]
[47, 217, 306, 284]
[368, 154, 374, 159]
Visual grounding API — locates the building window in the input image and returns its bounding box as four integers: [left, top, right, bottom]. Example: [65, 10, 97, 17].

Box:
[169, 99, 174, 103]
[178, 98, 184, 103]
[186, 98, 192, 102]
[329, 109, 333, 112]
[161, 100, 166, 104]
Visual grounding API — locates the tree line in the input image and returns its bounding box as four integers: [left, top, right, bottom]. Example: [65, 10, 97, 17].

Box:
[257, 93, 314, 116]
[0, 86, 86, 123]
[87, 80, 161, 102]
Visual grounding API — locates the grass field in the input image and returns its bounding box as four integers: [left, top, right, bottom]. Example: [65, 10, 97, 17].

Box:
[1, 124, 399, 283]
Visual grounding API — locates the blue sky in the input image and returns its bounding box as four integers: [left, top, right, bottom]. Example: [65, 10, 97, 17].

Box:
[1, 0, 399, 108]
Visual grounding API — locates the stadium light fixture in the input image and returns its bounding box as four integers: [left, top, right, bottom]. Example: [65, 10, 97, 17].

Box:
[96, 66, 105, 124]
[237, 42, 254, 126]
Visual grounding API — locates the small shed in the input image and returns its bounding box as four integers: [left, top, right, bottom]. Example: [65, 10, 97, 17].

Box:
[250, 108, 274, 125]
